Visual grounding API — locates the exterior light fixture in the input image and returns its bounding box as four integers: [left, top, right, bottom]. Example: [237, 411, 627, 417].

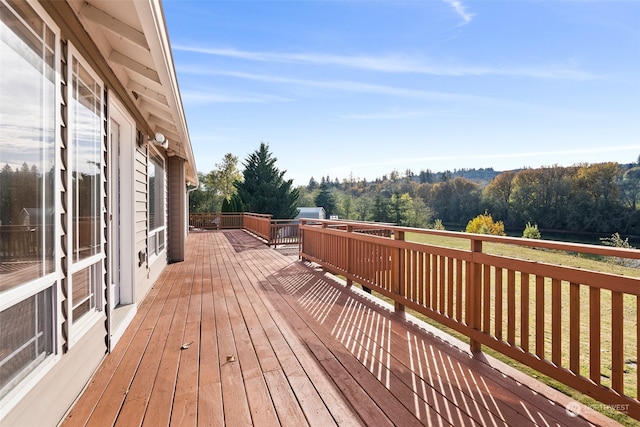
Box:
[148, 132, 168, 149]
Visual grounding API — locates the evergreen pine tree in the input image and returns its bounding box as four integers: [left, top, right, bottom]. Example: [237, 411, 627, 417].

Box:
[234, 142, 299, 218]
[221, 197, 231, 213]
[314, 180, 337, 216]
[231, 193, 244, 213]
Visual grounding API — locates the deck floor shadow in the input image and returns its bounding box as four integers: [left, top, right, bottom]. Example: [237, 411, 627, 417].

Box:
[61, 230, 618, 427]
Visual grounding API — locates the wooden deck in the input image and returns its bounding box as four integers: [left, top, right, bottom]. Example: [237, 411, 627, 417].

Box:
[61, 230, 618, 426]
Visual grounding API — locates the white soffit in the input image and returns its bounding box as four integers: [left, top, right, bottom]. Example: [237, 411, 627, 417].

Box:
[72, 0, 198, 184]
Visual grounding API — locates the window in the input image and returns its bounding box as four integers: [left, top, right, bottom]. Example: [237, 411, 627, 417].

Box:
[68, 47, 103, 325]
[71, 265, 99, 321]
[0, 0, 56, 291]
[0, 0, 56, 400]
[148, 152, 165, 256]
[0, 288, 53, 400]
[70, 57, 102, 263]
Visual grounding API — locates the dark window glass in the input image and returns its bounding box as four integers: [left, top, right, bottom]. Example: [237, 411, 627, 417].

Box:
[0, 287, 53, 399]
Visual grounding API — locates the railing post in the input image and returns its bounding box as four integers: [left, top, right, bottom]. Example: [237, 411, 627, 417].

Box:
[298, 219, 304, 260]
[394, 230, 405, 314]
[269, 216, 275, 247]
[346, 225, 354, 287]
[469, 238, 482, 354]
[321, 222, 329, 265]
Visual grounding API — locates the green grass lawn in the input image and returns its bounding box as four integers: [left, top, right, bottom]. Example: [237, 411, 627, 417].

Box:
[357, 232, 640, 425]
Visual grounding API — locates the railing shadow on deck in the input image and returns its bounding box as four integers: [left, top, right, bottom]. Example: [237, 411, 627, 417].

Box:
[188, 211, 640, 422]
[298, 218, 640, 423]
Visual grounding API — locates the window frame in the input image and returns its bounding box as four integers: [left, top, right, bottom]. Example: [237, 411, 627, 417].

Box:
[0, 0, 61, 417]
[148, 146, 166, 262]
[65, 42, 105, 345]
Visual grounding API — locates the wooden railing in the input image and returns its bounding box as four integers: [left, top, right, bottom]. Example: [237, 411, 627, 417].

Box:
[188, 213, 243, 230]
[299, 218, 640, 420]
[188, 212, 300, 246]
[269, 219, 299, 247]
[242, 213, 273, 241]
[0, 225, 55, 259]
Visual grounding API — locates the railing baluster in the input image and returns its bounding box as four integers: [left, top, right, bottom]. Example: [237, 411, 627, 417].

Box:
[521, 272, 530, 352]
[507, 270, 516, 346]
[412, 250, 418, 302]
[483, 265, 491, 334]
[430, 255, 437, 309]
[432, 255, 439, 310]
[552, 278, 562, 366]
[393, 231, 405, 312]
[570, 282, 580, 374]
[433, 255, 446, 311]
[589, 286, 601, 385]
[611, 291, 624, 393]
[535, 275, 545, 359]
[418, 252, 424, 305]
[456, 259, 463, 322]
[415, 250, 421, 303]
[438, 256, 442, 313]
[346, 226, 353, 286]
[495, 267, 503, 341]
[447, 257, 454, 318]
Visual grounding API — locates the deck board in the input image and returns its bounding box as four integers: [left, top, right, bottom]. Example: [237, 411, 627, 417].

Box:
[61, 230, 619, 427]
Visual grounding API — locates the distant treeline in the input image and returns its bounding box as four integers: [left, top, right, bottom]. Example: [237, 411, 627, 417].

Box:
[299, 161, 640, 236]
[0, 163, 56, 225]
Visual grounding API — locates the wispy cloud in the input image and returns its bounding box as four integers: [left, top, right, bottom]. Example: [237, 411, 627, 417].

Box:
[340, 109, 463, 120]
[175, 45, 434, 72]
[181, 89, 292, 104]
[174, 45, 596, 80]
[179, 66, 505, 104]
[443, 0, 474, 24]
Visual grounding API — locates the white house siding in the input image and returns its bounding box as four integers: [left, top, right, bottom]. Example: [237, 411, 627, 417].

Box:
[134, 144, 151, 303]
[0, 1, 196, 424]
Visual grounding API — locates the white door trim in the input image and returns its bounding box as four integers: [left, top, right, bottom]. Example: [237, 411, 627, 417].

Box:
[107, 98, 136, 350]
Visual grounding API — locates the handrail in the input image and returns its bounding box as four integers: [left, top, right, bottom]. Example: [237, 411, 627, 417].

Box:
[301, 218, 640, 259]
[188, 212, 301, 246]
[241, 212, 272, 241]
[299, 218, 640, 421]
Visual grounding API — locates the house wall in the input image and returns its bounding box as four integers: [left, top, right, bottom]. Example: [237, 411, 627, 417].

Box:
[132, 135, 171, 304]
[0, 1, 186, 424]
[143, 143, 170, 296]
[1, 321, 106, 427]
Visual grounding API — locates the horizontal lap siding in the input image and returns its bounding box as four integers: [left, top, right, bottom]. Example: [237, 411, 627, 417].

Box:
[134, 147, 149, 303]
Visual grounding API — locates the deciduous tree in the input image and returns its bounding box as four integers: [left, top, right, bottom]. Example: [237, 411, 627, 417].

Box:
[206, 153, 242, 200]
[465, 212, 505, 235]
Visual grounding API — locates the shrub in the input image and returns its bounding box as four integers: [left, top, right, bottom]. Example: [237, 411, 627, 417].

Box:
[523, 222, 541, 239]
[600, 232, 635, 266]
[432, 219, 445, 230]
[465, 212, 505, 236]
[601, 232, 633, 249]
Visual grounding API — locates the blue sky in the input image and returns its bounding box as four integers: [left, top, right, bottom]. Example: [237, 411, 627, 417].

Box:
[163, 0, 640, 186]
